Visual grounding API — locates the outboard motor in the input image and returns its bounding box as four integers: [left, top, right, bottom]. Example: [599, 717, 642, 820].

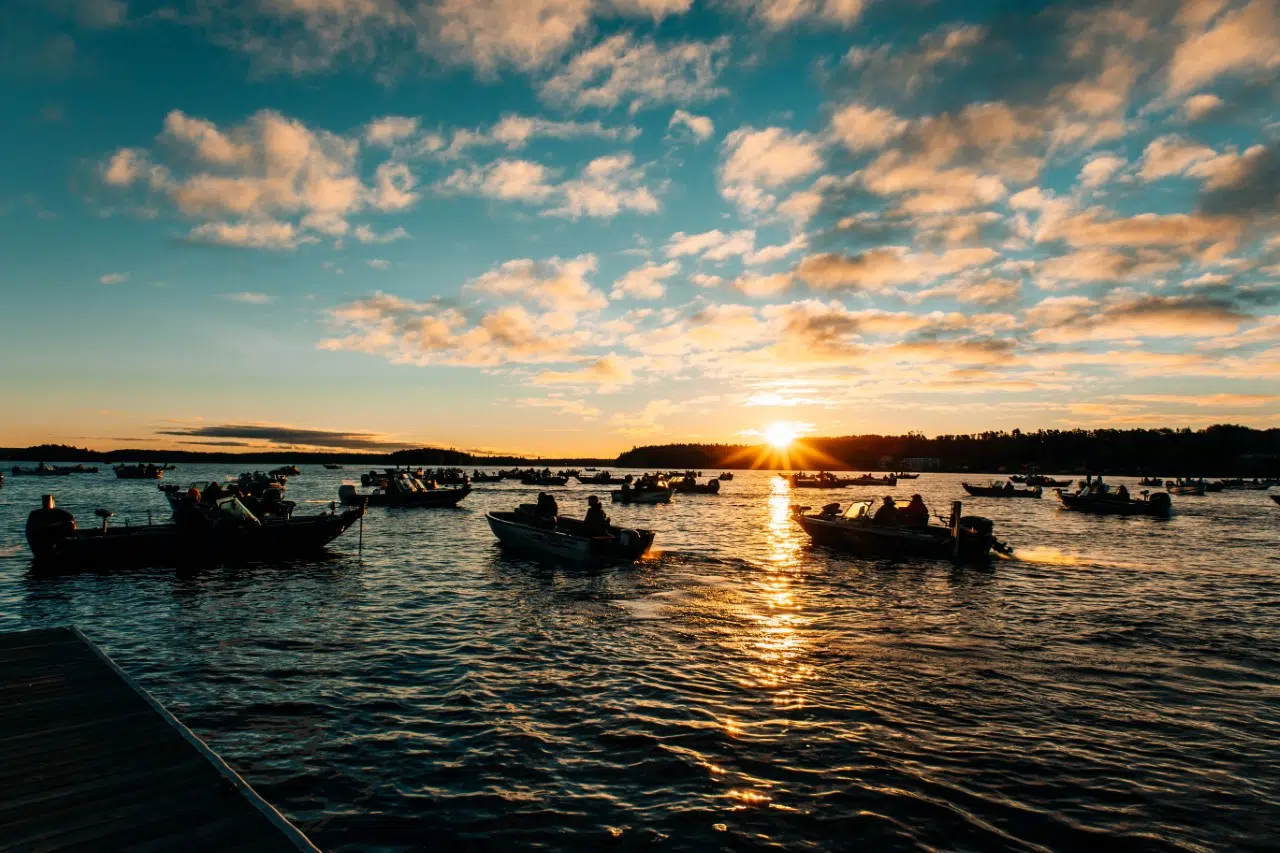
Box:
[26, 495, 76, 559]
[338, 484, 357, 503]
[1149, 492, 1172, 514]
[820, 502, 842, 517]
[956, 515, 996, 557]
[708, 478, 721, 493]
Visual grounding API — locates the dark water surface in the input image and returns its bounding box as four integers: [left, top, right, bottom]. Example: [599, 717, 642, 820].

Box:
[3, 466, 1279, 852]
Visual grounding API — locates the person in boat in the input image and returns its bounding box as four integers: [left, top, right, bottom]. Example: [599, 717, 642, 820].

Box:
[584, 496, 610, 535]
[535, 492, 559, 524]
[1116, 484, 1130, 501]
[873, 496, 899, 526]
[901, 495, 929, 528]
[203, 480, 224, 503]
[186, 484, 201, 503]
[1004, 480, 1015, 493]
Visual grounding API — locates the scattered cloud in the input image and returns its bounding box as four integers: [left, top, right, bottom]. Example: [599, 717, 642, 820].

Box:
[667, 108, 714, 142]
[157, 422, 409, 451]
[541, 34, 730, 111]
[612, 260, 680, 299]
[99, 272, 127, 285]
[719, 126, 824, 213]
[224, 291, 271, 304]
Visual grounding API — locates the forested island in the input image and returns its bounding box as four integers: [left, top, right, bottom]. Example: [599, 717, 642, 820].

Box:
[4, 425, 1278, 475]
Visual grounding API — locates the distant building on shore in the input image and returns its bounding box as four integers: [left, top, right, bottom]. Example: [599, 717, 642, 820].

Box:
[897, 457, 942, 471]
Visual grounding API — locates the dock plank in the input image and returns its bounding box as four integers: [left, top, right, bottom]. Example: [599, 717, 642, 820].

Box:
[0, 627, 320, 853]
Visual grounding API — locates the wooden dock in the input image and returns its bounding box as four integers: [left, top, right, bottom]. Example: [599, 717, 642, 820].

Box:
[0, 627, 321, 852]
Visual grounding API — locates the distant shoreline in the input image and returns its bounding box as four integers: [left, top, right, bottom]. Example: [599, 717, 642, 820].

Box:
[5, 424, 1278, 476]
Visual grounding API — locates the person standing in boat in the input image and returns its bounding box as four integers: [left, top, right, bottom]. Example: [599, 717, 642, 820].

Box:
[584, 496, 610, 535]
[873, 496, 899, 526]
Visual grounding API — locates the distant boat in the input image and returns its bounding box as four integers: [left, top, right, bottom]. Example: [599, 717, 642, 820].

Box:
[114, 463, 162, 480]
[470, 471, 504, 482]
[323, 464, 343, 470]
[522, 475, 568, 486]
[717, 472, 734, 481]
[339, 480, 471, 508]
[892, 472, 919, 480]
[671, 476, 721, 494]
[962, 482, 1041, 498]
[486, 507, 654, 564]
[270, 465, 301, 477]
[576, 472, 625, 485]
[790, 473, 897, 488]
[1055, 489, 1172, 518]
[610, 483, 673, 504]
[1165, 479, 1206, 496]
[12, 464, 99, 476]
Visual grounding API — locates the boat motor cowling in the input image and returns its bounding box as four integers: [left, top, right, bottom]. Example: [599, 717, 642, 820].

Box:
[1149, 492, 1172, 511]
[26, 495, 76, 557]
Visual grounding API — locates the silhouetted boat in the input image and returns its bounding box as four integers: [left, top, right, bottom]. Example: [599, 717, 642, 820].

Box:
[792, 500, 1008, 563]
[610, 482, 673, 504]
[1165, 479, 1206, 496]
[790, 473, 897, 488]
[486, 507, 654, 564]
[12, 464, 99, 476]
[522, 475, 568, 486]
[114, 464, 162, 480]
[892, 472, 919, 480]
[323, 464, 343, 470]
[962, 482, 1042, 498]
[717, 472, 734, 481]
[270, 465, 301, 477]
[1026, 474, 1072, 487]
[1055, 489, 1172, 517]
[671, 476, 721, 494]
[25, 494, 362, 568]
[470, 471, 504, 482]
[1138, 476, 1163, 487]
[339, 479, 471, 508]
[576, 472, 625, 484]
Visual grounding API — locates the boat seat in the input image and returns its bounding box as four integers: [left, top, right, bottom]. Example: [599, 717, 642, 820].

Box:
[94, 508, 114, 519]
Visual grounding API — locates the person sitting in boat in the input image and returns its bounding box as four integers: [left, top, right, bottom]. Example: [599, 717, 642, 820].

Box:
[1116, 484, 1130, 501]
[873, 496, 899, 526]
[1004, 480, 1015, 493]
[186, 484, 201, 503]
[535, 492, 559, 524]
[203, 481, 224, 503]
[901, 495, 929, 528]
[584, 496, 610, 535]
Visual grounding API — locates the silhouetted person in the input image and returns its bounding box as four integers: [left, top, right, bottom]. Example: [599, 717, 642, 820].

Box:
[873, 496, 898, 526]
[902, 494, 929, 528]
[1117, 484, 1129, 501]
[584, 496, 610, 535]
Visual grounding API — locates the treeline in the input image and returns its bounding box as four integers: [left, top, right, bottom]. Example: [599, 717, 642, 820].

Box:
[616, 426, 1280, 475]
[0, 443, 614, 467]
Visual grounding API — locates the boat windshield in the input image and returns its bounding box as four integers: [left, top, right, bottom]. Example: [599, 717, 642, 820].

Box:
[216, 496, 261, 524]
[844, 500, 874, 519]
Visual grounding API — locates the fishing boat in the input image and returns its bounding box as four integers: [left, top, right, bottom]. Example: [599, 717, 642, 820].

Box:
[961, 481, 1042, 498]
[791, 473, 897, 488]
[521, 475, 568, 486]
[576, 471, 625, 485]
[486, 505, 654, 564]
[1138, 476, 1163, 487]
[11, 464, 99, 476]
[1025, 474, 1072, 487]
[323, 463, 343, 470]
[1009, 474, 1026, 483]
[792, 499, 1008, 563]
[25, 494, 362, 569]
[671, 476, 721, 494]
[717, 472, 734, 481]
[113, 463, 162, 480]
[892, 472, 920, 480]
[270, 465, 301, 477]
[1055, 489, 1172, 518]
[1165, 479, 1206, 496]
[610, 480, 673, 504]
[470, 471, 504, 483]
[162, 481, 296, 521]
[339, 472, 471, 508]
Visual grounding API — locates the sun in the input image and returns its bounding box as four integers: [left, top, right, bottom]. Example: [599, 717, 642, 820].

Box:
[763, 422, 800, 449]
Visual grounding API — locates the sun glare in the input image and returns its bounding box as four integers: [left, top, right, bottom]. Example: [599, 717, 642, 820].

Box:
[763, 422, 800, 449]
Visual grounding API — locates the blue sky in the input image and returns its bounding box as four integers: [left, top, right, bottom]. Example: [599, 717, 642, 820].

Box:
[1, 0, 1278, 456]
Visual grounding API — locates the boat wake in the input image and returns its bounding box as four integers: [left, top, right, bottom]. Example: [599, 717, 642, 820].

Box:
[1014, 546, 1152, 572]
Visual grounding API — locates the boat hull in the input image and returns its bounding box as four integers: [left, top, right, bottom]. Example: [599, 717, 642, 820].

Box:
[962, 483, 1042, 498]
[610, 488, 671, 504]
[486, 512, 654, 563]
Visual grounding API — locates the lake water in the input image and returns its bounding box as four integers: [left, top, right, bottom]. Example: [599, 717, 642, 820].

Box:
[2, 465, 1279, 852]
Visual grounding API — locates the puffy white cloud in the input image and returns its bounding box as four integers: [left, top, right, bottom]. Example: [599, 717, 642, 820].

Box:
[541, 33, 730, 111]
[1167, 0, 1280, 95]
[187, 220, 315, 250]
[794, 246, 998, 291]
[1078, 153, 1126, 187]
[729, 0, 868, 28]
[432, 0, 596, 73]
[101, 109, 416, 249]
[468, 254, 607, 314]
[745, 233, 808, 265]
[1182, 93, 1224, 121]
[443, 114, 640, 157]
[664, 228, 756, 261]
[829, 103, 906, 152]
[99, 272, 127, 285]
[668, 109, 715, 142]
[1139, 134, 1218, 180]
[719, 126, 824, 213]
[612, 260, 680, 300]
[534, 353, 637, 389]
[442, 153, 658, 218]
[732, 271, 794, 297]
[365, 115, 419, 147]
[1028, 291, 1247, 343]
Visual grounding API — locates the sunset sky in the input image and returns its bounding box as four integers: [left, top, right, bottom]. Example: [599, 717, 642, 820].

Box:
[1, 0, 1278, 456]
